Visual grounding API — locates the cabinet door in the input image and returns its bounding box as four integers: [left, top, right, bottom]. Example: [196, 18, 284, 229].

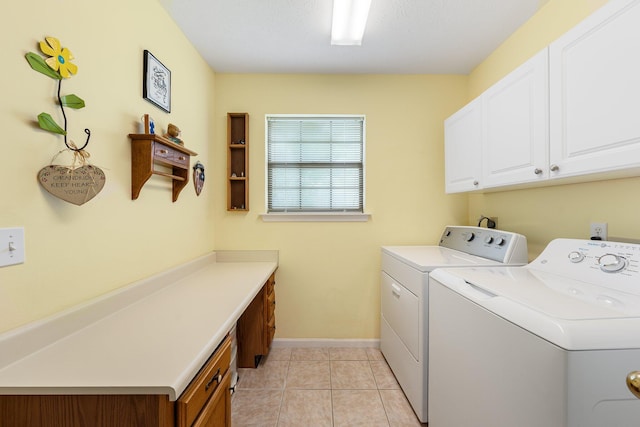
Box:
[192, 371, 231, 427]
[549, 0, 640, 179]
[444, 97, 482, 193]
[482, 49, 549, 188]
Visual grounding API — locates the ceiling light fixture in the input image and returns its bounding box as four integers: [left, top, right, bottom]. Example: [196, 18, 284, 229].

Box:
[331, 0, 372, 46]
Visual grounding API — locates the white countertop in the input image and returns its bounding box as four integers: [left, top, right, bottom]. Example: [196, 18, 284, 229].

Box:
[0, 251, 278, 400]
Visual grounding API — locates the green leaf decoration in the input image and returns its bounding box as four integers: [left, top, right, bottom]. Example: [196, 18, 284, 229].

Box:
[25, 52, 61, 80]
[37, 113, 66, 135]
[60, 94, 85, 109]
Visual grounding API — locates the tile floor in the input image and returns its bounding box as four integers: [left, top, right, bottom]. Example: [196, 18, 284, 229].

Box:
[232, 347, 426, 427]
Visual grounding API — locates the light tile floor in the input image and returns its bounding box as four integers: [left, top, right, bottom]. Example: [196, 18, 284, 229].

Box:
[232, 347, 426, 427]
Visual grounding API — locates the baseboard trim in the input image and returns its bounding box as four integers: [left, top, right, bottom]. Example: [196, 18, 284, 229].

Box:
[272, 338, 380, 348]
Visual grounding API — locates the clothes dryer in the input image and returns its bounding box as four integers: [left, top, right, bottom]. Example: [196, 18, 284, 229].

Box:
[381, 226, 528, 422]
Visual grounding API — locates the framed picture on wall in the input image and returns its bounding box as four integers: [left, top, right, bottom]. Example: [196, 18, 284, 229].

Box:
[142, 50, 171, 113]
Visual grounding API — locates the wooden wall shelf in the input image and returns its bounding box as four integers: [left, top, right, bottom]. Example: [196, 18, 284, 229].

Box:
[129, 134, 197, 202]
[227, 113, 248, 211]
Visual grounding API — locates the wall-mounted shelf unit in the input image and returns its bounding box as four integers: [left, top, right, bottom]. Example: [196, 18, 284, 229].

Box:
[227, 113, 248, 211]
[129, 133, 198, 202]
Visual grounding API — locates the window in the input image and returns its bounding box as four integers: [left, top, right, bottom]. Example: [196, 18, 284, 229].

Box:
[266, 115, 365, 216]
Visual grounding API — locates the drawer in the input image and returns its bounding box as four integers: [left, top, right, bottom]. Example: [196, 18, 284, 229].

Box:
[266, 274, 275, 295]
[267, 315, 276, 345]
[153, 144, 174, 162]
[171, 151, 189, 167]
[153, 143, 189, 168]
[176, 335, 231, 427]
[267, 290, 275, 320]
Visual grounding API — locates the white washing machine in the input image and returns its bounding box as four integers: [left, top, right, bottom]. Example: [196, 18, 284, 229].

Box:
[429, 238, 640, 427]
[380, 226, 528, 423]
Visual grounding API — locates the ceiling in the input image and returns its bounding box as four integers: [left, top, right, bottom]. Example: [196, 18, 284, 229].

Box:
[160, 0, 546, 75]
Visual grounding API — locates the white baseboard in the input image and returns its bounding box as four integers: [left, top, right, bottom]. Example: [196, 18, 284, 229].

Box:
[272, 338, 380, 348]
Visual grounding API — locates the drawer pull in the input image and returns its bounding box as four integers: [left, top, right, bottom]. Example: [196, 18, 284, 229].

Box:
[178, 156, 186, 161]
[158, 149, 168, 154]
[205, 368, 222, 391]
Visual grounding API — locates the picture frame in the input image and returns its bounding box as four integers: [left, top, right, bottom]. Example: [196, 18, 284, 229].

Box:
[142, 50, 171, 113]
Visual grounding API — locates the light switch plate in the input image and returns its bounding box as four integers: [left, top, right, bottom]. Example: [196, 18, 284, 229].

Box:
[0, 227, 25, 267]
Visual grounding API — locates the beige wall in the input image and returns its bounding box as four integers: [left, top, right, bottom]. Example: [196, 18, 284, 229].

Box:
[0, 0, 217, 333]
[465, 0, 640, 258]
[214, 74, 468, 338]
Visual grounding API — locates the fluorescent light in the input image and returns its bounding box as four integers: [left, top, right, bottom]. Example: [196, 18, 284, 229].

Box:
[331, 0, 372, 46]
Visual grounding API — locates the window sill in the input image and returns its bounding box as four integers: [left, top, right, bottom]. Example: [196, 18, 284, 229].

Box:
[260, 213, 371, 222]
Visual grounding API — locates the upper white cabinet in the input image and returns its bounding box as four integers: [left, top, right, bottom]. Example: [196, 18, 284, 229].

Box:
[444, 97, 482, 193]
[445, 0, 640, 193]
[549, 0, 640, 179]
[482, 49, 549, 189]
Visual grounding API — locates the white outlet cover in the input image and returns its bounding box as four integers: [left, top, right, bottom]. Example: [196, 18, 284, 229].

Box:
[0, 227, 25, 267]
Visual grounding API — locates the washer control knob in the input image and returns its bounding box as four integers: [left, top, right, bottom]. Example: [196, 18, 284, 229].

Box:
[465, 232, 475, 242]
[568, 251, 585, 263]
[484, 236, 494, 244]
[495, 237, 505, 246]
[598, 254, 628, 273]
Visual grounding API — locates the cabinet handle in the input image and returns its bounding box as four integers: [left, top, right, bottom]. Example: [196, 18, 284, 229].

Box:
[473, 180, 479, 186]
[534, 168, 542, 175]
[550, 164, 559, 172]
[391, 283, 402, 297]
[178, 156, 186, 161]
[159, 149, 168, 155]
[627, 371, 640, 399]
[205, 368, 222, 391]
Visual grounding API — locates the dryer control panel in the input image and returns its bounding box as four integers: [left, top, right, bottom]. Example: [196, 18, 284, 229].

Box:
[439, 226, 528, 264]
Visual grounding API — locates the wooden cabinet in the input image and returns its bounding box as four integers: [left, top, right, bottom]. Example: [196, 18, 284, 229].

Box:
[176, 335, 231, 427]
[129, 133, 198, 202]
[237, 273, 276, 368]
[444, 97, 483, 193]
[0, 336, 231, 427]
[482, 48, 549, 189]
[549, 0, 640, 180]
[227, 113, 249, 211]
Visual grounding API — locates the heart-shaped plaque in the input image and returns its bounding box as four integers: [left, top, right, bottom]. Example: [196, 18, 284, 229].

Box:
[37, 165, 106, 205]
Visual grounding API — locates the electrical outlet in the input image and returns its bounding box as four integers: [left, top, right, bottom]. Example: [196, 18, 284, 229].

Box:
[590, 222, 608, 241]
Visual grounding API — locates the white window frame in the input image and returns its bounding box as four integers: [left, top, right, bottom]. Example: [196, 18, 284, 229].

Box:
[262, 114, 370, 222]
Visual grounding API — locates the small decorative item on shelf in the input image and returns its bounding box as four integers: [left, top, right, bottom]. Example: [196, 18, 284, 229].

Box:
[164, 123, 184, 146]
[142, 50, 171, 113]
[193, 161, 205, 196]
[26, 36, 106, 206]
[140, 114, 155, 134]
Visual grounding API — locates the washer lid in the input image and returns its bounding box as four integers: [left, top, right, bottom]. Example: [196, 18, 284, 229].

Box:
[431, 267, 640, 350]
[382, 246, 504, 272]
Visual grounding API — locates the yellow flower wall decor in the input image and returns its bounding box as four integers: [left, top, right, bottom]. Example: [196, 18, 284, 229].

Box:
[40, 36, 78, 78]
[25, 36, 90, 150]
[26, 36, 105, 206]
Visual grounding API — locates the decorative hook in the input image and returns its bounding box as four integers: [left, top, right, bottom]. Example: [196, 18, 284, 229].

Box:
[57, 79, 91, 152]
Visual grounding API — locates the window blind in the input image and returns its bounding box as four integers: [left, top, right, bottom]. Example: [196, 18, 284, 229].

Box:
[267, 116, 364, 213]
